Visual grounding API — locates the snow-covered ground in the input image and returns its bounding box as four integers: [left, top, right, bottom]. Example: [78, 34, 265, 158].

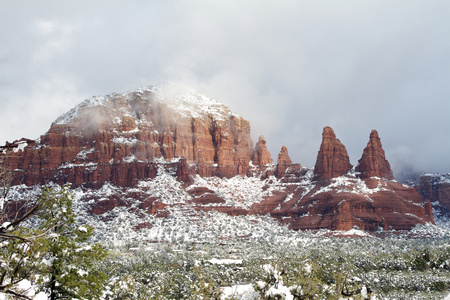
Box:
[5, 160, 450, 247]
[3, 165, 450, 299]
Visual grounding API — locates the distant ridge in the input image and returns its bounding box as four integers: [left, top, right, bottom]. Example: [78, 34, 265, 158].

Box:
[0, 84, 436, 231]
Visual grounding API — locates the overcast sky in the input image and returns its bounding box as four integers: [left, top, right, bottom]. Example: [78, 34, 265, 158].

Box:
[1, 1, 449, 178]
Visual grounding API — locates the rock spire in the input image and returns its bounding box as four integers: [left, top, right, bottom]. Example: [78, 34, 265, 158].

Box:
[356, 130, 394, 180]
[252, 136, 273, 166]
[275, 146, 292, 178]
[313, 126, 352, 180]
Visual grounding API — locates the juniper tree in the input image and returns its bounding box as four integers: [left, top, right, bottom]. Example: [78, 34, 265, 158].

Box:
[36, 187, 108, 300]
[0, 160, 48, 299]
[0, 183, 108, 299]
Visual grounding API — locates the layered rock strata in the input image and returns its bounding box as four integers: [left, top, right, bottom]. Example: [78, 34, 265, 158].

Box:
[418, 174, 450, 214]
[261, 127, 434, 230]
[267, 178, 434, 231]
[1, 86, 253, 187]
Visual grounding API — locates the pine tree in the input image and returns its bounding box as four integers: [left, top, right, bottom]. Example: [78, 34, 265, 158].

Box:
[1, 164, 50, 299]
[36, 187, 108, 300]
[0, 185, 108, 299]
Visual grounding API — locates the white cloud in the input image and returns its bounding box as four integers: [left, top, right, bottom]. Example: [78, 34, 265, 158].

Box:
[0, 1, 450, 174]
[33, 20, 82, 61]
[1, 76, 85, 142]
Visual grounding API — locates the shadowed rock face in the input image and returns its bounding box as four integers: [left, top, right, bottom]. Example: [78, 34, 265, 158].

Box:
[418, 174, 450, 215]
[356, 130, 394, 180]
[313, 126, 352, 180]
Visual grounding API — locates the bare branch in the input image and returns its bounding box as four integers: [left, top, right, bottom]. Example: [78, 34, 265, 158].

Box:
[1, 200, 42, 231]
[2, 288, 33, 300]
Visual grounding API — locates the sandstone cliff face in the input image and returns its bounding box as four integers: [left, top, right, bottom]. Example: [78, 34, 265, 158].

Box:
[1, 86, 253, 187]
[356, 130, 394, 180]
[313, 126, 352, 180]
[418, 174, 450, 214]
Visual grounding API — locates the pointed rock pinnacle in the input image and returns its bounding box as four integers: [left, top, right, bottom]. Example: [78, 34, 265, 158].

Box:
[252, 135, 273, 166]
[314, 126, 352, 180]
[275, 145, 292, 177]
[356, 129, 394, 180]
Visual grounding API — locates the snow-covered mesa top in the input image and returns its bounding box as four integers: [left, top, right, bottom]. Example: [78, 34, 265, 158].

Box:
[150, 84, 236, 120]
[53, 83, 238, 125]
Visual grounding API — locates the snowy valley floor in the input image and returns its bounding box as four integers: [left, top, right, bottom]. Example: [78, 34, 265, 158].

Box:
[89, 201, 449, 300]
[5, 182, 450, 299]
[99, 229, 449, 300]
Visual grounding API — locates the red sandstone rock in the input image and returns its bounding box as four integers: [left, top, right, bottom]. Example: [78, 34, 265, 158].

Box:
[356, 130, 394, 180]
[269, 179, 434, 231]
[313, 126, 352, 180]
[252, 136, 273, 166]
[1, 87, 254, 187]
[194, 206, 248, 216]
[0, 86, 438, 233]
[187, 186, 216, 196]
[186, 186, 226, 205]
[275, 145, 292, 178]
[138, 198, 167, 215]
[176, 158, 195, 186]
[418, 174, 450, 214]
[89, 195, 130, 215]
[192, 194, 225, 205]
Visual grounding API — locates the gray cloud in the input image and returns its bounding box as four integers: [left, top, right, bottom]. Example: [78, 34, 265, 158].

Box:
[1, 0, 450, 176]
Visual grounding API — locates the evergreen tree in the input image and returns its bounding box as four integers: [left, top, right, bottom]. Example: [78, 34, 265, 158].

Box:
[1, 176, 50, 298]
[36, 187, 108, 300]
[0, 185, 108, 299]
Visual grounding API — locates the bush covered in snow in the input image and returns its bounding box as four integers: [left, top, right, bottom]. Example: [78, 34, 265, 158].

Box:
[95, 234, 449, 300]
